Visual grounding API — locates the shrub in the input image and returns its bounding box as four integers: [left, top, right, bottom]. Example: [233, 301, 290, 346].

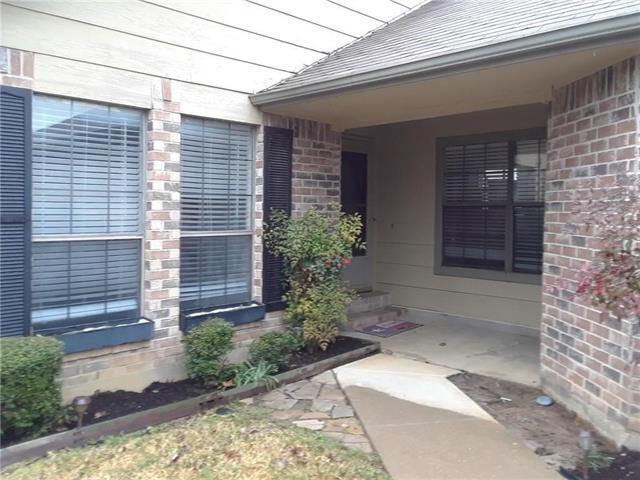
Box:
[0, 336, 64, 439]
[264, 207, 363, 350]
[249, 331, 298, 369]
[563, 173, 640, 321]
[298, 282, 352, 350]
[234, 361, 278, 390]
[184, 319, 234, 383]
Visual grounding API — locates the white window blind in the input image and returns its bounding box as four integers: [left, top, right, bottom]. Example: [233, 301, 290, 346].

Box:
[180, 117, 253, 314]
[31, 96, 143, 331]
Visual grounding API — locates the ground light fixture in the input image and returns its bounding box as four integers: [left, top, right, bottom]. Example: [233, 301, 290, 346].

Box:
[73, 396, 91, 428]
[578, 430, 593, 480]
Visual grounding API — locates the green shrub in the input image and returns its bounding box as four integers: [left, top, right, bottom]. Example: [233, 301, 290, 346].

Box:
[264, 207, 363, 350]
[234, 360, 278, 390]
[0, 336, 64, 439]
[249, 331, 298, 369]
[184, 319, 234, 383]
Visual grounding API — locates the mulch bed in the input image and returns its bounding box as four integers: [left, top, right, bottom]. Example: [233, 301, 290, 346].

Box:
[2, 335, 371, 446]
[85, 336, 370, 425]
[450, 372, 639, 480]
[563, 448, 640, 480]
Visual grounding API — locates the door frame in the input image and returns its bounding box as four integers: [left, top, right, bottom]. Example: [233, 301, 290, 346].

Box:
[341, 133, 375, 292]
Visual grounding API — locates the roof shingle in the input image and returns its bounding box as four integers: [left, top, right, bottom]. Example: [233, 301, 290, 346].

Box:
[260, 0, 640, 94]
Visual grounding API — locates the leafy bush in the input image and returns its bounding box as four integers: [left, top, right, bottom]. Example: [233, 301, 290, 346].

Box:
[264, 207, 363, 350]
[249, 331, 298, 369]
[564, 173, 640, 321]
[234, 361, 278, 390]
[297, 282, 352, 350]
[184, 319, 234, 383]
[1, 336, 64, 439]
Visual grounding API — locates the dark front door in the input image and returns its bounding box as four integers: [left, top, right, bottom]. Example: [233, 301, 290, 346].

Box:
[341, 151, 371, 289]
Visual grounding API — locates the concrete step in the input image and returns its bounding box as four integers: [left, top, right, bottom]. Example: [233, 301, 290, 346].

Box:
[345, 306, 403, 331]
[347, 291, 391, 315]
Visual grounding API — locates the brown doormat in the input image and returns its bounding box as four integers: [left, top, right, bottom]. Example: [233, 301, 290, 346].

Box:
[359, 320, 421, 337]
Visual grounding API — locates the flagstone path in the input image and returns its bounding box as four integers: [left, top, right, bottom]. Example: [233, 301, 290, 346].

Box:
[247, 370, 373, 453]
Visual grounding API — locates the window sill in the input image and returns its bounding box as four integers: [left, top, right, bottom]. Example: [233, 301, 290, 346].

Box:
[181, 302, 266, 331]
[54, 318, 154, 354]
[434, 265, 541, 285]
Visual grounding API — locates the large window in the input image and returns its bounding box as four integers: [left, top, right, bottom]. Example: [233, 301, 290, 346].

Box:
[436, 129, 546, 283]
[180, 117, 253, 313]
[31, 96, 143, 333]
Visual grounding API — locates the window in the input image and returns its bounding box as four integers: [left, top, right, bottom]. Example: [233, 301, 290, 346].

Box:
[436, 129, 546, 283]
[180, 117, 253, 313]
[31, 96, 143, 333]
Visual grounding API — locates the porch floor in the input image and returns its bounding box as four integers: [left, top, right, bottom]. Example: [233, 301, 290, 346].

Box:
[347, 310, 541, 386]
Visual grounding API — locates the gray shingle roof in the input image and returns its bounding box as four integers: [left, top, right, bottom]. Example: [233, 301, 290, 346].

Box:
[259, 0, 640, 94]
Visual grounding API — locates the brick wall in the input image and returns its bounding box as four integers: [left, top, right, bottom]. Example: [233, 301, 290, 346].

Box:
[0, 47, 33, 89]
[0, 47, 288, 401]
[263, 115, 342, 216]
[542, 56, 640, 448]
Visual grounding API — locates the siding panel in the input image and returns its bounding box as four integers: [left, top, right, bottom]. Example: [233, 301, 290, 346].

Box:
[2, 5, 284, 93]
[12, 1, 323, 73]
[148, 0, 354, 52]
[371, 104, 548, 328]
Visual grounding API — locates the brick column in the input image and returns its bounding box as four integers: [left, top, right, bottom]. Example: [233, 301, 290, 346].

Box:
[542, 56, 640, 448]
[0, 47, 33, 89]
[145, 79, 181, 341]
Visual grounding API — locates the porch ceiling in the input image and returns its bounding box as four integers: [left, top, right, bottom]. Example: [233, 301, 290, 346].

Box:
[255, 42, 640, 130]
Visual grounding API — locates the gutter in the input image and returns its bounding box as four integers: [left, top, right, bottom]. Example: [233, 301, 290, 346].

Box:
[250, 13, 640, 107]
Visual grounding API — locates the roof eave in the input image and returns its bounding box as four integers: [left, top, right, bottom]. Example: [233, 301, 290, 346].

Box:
[250, 13, 640, 107]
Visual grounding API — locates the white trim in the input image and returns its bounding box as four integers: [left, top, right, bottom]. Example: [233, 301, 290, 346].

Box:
[33, 234, 143, 242]
[180, 230, 252, 237]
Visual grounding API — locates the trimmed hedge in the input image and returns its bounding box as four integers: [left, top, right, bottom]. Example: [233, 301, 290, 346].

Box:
[184, 319, 234, 383]
[249, 331, 299, 369]
[0, 336, 64, 439]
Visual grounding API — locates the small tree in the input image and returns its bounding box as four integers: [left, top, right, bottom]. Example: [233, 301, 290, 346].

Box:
[571, 174, 640, 321]
[264, 207, 364, 350]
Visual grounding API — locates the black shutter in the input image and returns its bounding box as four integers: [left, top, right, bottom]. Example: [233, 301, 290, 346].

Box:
[0, 86, 32, 336]
[262, 126, 292, 311]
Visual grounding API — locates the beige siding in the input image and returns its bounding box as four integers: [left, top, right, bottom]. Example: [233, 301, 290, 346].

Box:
[1, 0, 423, 121]
[370, 104, 548, 329]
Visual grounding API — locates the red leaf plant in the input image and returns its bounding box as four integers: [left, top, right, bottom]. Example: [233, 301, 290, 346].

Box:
[567, 173, 640, 321]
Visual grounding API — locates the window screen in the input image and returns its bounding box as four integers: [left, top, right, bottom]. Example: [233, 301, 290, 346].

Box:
[32, 96, 142, 235]
[32, 240, 140, 333]
[181, 118, 252, 232]
[180, 236, 252, 312]
[31, 96, 143, 331]
[180, 117, 253, 314]
[441, 134, 545, 275]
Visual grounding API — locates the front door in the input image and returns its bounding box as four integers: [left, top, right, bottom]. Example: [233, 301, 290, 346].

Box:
[341, 151, 371, 291]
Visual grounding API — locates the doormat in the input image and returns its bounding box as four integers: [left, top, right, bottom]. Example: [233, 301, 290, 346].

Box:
[359, 320, 421, 337]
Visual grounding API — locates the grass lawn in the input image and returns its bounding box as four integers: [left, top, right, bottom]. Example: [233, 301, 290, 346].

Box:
[3, 405, 389, 480]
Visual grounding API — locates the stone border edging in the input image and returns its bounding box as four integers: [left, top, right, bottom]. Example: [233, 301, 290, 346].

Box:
[0, 341, 379, 468]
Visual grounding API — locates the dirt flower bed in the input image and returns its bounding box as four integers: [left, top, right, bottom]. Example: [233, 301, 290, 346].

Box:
[82, 336, 371, 425]
[3, 405, 389, 480]
[450, 372, 638, 479]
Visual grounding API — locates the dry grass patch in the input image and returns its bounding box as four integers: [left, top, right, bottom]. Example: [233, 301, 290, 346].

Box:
[3, 405, 388, 480]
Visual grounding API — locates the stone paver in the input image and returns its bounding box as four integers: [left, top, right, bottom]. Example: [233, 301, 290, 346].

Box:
[252, 370, 373, 454]
[293, 419, 325, 431]
[331, 405, 354, 418]
[290, 382, 321, 400]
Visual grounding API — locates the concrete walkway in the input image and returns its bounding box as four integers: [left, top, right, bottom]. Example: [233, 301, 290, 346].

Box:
[334, 354, 560, 480]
